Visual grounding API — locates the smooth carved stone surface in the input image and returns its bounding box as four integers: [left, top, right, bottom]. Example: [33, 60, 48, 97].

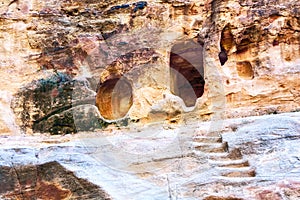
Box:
[0, 161, 111, 200]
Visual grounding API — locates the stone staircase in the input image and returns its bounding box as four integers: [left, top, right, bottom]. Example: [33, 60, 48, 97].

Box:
[191, 133, 256, 180]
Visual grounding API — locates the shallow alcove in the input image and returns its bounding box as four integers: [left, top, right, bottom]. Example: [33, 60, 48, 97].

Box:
[96, 77, 133, 120]
[236, 61, 254, 80]
[220, 24, 235, 53]
[170, 39, 205, 107]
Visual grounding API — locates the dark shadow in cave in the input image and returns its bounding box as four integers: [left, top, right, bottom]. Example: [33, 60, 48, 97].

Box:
[170, 39, 205, 107]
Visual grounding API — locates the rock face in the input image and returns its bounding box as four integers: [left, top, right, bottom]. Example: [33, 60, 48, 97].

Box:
[0, 112, 299, 199]
[10, 72, 107, 134]
[0, 0, 300, 199]
[0, 161, 111, 199]
[0, 0, 298, 133]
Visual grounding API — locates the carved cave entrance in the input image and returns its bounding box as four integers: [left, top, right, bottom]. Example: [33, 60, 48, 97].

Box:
[96, 77, 133, 120]
[170, 39, 205, 107]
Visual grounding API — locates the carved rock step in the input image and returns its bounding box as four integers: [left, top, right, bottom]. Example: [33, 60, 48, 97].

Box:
[192, 136, 222, 143]
[215, 167, 256, 177]
[212, 176, 256, 182]
[192, 142, 228, 153]
[207, 148, 243, 161]
[208, 159, 250, 168]
[220, 168, 256, 178]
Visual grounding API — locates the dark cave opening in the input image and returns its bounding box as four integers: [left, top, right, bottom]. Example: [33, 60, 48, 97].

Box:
[170, 39, 205, 107]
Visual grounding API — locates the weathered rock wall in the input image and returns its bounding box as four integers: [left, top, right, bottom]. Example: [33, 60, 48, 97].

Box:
[0, 161, 111, 199]
[0, 0, 299, 133]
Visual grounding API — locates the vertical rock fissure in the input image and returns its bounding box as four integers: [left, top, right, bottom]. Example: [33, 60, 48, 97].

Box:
[219, 24, 234, 66]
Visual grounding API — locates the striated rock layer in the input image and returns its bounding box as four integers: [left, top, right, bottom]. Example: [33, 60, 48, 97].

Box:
[0, 1, 299, 130]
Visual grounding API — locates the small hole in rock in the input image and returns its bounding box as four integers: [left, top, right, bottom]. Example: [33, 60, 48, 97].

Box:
[236, 61, 254, 80]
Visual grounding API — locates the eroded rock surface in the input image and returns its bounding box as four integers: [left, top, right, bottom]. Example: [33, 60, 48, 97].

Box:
[0, 112, 299, 199]
[0, 161, 111, 200]
[10, 72, 108, 134]
[0, 0, 300, 199]
[0, 0, 298, 132]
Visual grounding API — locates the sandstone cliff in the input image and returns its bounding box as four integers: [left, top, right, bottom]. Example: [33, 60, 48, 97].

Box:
[0, 0, 299, 133]
[0, 1, 300, 199]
